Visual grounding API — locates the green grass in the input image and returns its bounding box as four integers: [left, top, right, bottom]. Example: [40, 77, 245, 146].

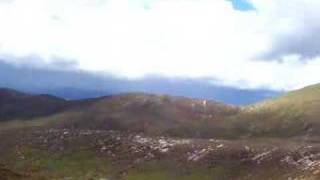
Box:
[3, 148, 247, 180]
[7, 148, 113, 180]
[126, 160, 248, 180]
[231, 84, 320, 137]
[0, 119, 47, 131]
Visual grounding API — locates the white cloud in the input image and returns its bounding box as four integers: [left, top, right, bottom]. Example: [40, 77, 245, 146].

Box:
[0, 0, 320, 90]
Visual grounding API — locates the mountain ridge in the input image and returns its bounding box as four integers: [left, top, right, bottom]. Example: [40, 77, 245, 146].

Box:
[1, 84, 320, 138]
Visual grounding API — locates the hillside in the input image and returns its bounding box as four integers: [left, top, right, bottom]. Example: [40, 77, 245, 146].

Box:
[229, 84, 320, 138]
[0, 88, 69, 121]
[39, 84, 320, 138]
[3, 84, 320, 138]
[44, 93, 240, 138]
[0, 89, 241, 138]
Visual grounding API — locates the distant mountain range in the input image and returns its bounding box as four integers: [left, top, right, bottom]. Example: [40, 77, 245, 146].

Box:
[0, 60, 281, 105]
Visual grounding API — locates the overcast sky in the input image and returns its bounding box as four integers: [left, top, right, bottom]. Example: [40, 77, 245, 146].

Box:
[0, 0, 320, 91]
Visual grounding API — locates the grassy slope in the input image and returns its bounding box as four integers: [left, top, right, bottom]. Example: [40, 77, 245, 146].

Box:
[42, 93, 240, 138]
[43, 84, 320, 138]
[229, 84, 320, 137]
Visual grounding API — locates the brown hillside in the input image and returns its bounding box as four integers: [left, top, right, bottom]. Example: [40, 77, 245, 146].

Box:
[46, 93, 240, 138]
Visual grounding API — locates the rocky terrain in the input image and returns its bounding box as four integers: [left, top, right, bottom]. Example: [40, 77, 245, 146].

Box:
[1, 127, 320, 179]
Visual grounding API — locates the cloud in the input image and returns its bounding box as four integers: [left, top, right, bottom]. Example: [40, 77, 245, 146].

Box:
[0, 54, 78, 70]
[0, 60, 281, 105]
[252, 0, 320, 60]
[0, 0, 320, 91]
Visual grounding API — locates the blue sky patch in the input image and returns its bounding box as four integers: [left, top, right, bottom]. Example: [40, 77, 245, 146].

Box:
[228, 0, 254, 11]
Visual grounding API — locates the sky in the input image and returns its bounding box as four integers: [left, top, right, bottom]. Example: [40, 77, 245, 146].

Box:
[0, 0, 320, 91]
[228, 0, 254, 11]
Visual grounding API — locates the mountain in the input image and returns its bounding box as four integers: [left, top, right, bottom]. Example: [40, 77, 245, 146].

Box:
[46, 93, 240, 138]
[0, 88, 241, 138]
[0, 88, 68, 121]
